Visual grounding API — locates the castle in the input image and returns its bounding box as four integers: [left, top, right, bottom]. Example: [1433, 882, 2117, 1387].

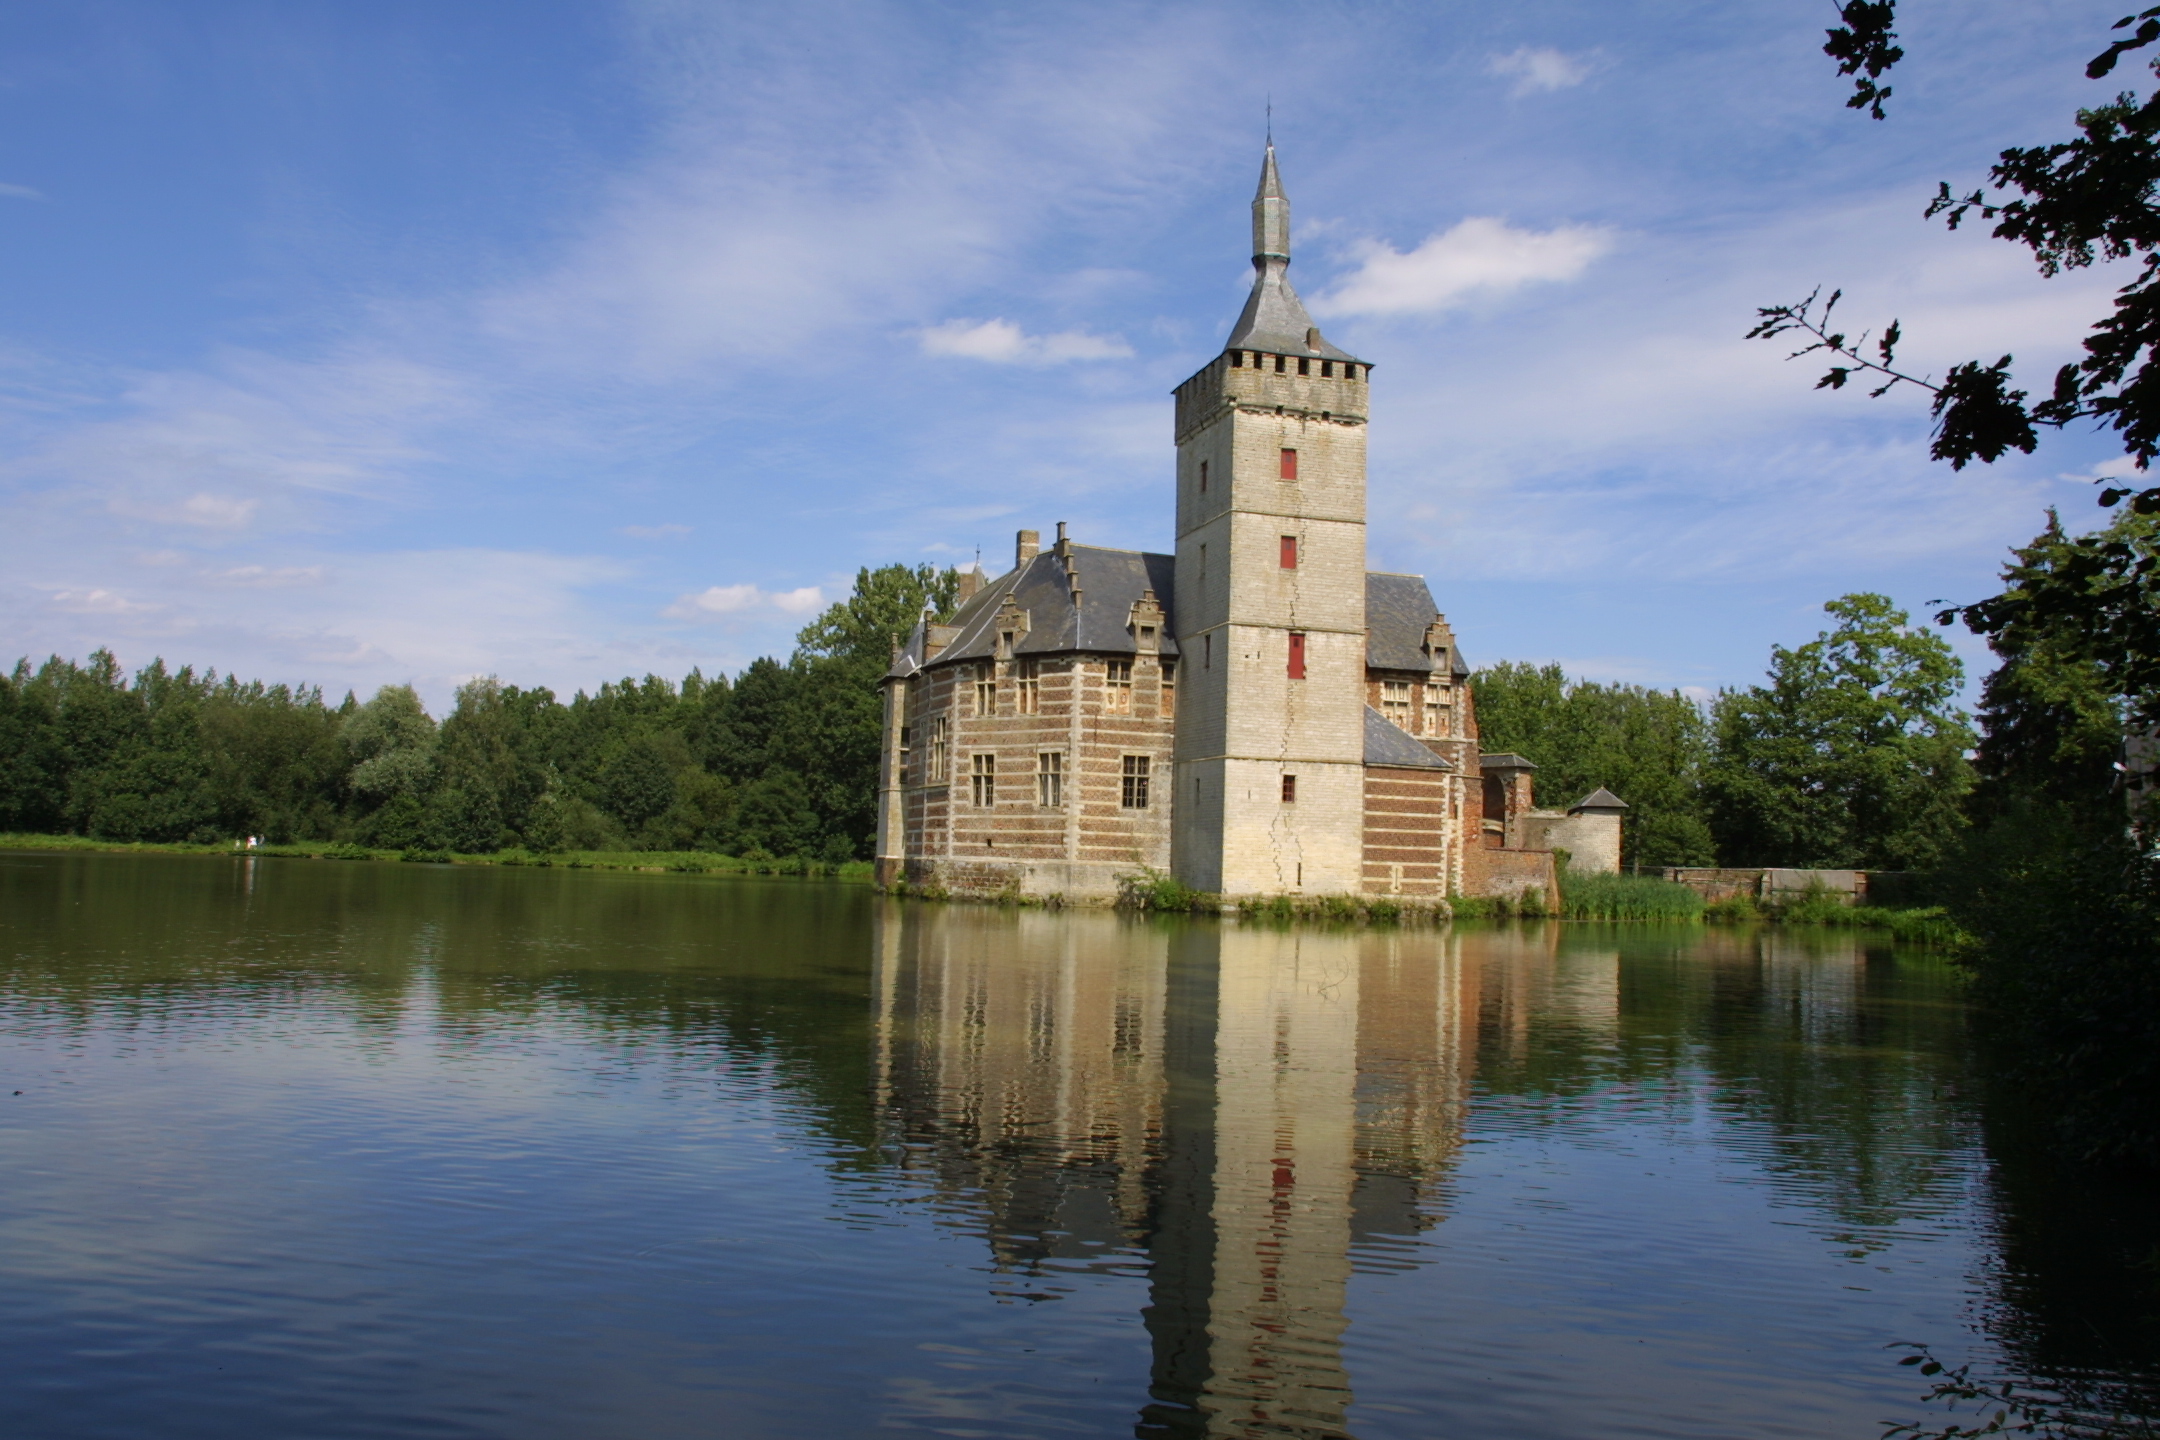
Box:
[876, 146, 1623, 903]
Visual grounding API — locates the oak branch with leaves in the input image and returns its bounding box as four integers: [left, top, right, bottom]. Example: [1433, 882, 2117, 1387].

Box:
[1755, 2, 2160, 725]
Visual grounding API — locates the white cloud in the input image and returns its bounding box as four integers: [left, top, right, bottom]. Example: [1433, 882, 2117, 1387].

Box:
[45, 588, 154, 615]
[1315, 218, 1613, 317]
[0, 182, 44, 202]
[207, 565, 327, 588]
[664, 583, 825, 621]
[918, 318, 1133, 365]
[1487, 46, 1596, 96]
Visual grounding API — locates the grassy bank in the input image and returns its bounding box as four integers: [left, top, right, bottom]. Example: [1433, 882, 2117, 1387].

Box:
[0, 833, 874, 881]
[1559, 869, 1968, 943]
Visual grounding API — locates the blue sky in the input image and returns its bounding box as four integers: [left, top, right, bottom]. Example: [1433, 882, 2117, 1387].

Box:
[0, 1, 2136, 707]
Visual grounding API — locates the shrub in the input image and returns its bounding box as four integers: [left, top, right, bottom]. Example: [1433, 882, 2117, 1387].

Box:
[1119, 867, 1215, 913]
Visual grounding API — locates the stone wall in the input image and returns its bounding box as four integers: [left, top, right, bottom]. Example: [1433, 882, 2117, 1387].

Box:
[1171, 348, 1370, 898]
[1655, 867, 1868, 903]
[1520, 811, 1621, 875]
[1465, 846, 1559, 907]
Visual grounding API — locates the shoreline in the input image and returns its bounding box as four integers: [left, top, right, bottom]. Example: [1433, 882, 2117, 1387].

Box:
[0, 834, 1966, 942]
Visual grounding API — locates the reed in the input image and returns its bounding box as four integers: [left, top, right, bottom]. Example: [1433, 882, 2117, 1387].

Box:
[1559, 871, 1706, 921]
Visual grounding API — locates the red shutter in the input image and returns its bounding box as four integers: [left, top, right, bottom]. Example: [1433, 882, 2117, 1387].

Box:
[1280, 448, 1298, 480]
[1280, 535, 1297, 569]
[1287, 632, 1306, 679]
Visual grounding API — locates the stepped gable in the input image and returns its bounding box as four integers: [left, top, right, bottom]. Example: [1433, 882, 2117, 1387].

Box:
[1364, 706, 1452, 769]
[1364, 572, 1467, 675]
[898, 544, 1178, 673]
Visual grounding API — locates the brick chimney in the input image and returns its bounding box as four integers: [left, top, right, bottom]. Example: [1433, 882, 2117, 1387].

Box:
[955, 565, 983, 603]
[1015, 529, 1039, 569]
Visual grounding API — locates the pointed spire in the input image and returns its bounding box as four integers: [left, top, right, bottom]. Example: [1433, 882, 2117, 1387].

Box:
[1223, 143, 1355, 362]
[1253, 144, 1289, 264]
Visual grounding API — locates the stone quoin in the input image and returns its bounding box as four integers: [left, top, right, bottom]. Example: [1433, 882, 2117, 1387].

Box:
[875, 146, 1622, 903]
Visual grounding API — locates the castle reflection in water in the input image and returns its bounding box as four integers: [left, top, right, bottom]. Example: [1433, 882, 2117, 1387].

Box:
[869, 906, 1589, 1440]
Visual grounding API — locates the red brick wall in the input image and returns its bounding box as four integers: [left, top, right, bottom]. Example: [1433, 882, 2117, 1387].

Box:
[895, 652, 1175, 887]
[1361, 765, 1451, 896]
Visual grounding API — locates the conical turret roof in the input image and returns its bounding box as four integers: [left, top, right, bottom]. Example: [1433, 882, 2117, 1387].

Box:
[1225, 144, 1357, 362]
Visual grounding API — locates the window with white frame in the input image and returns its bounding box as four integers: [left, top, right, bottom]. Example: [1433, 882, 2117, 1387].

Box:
[1037, 752, 1063, 807]
[974, 662, 996, 716]
[971, 753, 996, 807]
[1106, 659, 1133, 713]
[1015, 658, 1039, 715]
[1382, 681, 1413, 728]
[930, 716, 949, 783]
[1120, 755, 1150, 809]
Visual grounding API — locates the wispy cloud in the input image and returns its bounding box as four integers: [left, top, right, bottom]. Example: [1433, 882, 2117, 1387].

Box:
[1316, 218, 1613, 317]
[205, 565, 327, 588]
[918, 318, 1133, 365]
[44, 587, 154, 615]
[1488, 46, 1597, 96]
[105, 493, 262, 530]
[620, 523, 690, 539]
[0, 182, 45, 202]
[664, 583, 825, 621]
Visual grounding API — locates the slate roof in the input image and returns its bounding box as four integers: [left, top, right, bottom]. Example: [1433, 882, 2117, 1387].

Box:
[1224, 146, 1358, 363]
[1366, 572, 1468, 676]
[890, 558, 1469, 681]
[1569, 787, 1628, 813]
[1479, 752, 1537, 771]
[888, 545, 1178, 678]
[1364, 706, 1452, 770]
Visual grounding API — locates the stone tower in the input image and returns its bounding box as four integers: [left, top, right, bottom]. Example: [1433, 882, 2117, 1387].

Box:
[1170, 146, 1372, 896]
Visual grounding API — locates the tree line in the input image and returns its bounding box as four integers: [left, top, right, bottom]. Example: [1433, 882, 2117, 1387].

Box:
[0, 559, 1985, 876]
[1471, 591, 1976, 875]
[0, 564, 956, 861]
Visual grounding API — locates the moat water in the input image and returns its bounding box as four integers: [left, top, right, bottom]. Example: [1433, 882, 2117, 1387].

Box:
[0, 852, 2154, 1439]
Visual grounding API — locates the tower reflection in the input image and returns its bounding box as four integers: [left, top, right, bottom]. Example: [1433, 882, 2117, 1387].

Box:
[870, 904, 1489, 1439]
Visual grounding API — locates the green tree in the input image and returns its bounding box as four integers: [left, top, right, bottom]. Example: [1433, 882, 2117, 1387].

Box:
[1469, 662, 1717, 866]
[0, 661, 65, 832]
[199, 680, 344, 842]
[1756, 2, 2160, 725]
[1939, 510, 2160, 1168]
[1707, 594, 1974, 870]
[598, 738, 677, 831]
[771, 563, 958, 856]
